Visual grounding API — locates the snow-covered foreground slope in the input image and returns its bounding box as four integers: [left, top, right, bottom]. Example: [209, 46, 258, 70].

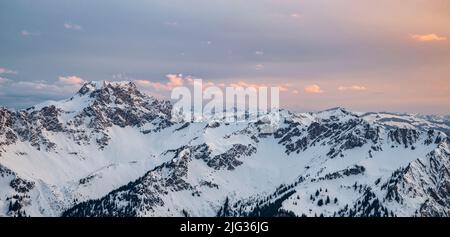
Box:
[1, 81, 449, 217]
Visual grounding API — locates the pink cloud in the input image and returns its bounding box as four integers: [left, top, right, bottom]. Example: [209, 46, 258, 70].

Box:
[135, 74, 187, 91]
[0, 77, 10, 84]
[58, 76, 86, 85]
[136, 76, 294, 96]
[134, 80, 167, 91]
[0, 67, 17, 74]
[279, 86, 289, 92]
[304, 84, 323, 94]
[21, 30, 31, 37]
[255, 64, 264, 70]
[229, 81, 268, 89]
[166, 74, 184, 87]
[338, 85, 367, 91]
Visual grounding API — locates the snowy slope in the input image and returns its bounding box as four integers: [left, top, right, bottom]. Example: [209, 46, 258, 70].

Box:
[1, 82, 449, 217]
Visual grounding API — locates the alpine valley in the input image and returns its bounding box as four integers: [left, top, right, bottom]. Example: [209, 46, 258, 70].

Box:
[1, 81, 449, 217]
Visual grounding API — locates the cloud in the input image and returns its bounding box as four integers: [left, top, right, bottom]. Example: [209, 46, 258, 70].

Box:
[21, 30, 30, 36]
[279, 86, 289, 92]
[304, 84, 323, 94]
[64, 23, 83, 30]
[292, 90, 299, 95]
[112, 73, 131, 80]
[255, 64, 264, 70]
[135, 75, 289, 95]
[58, 76, 86, 85]
[164, 21, 178, 26]
[0, 67, 17, 75]
[166, 74, 184, 87]
[411, 34, 447, 42]
[338, 85, 367, 91]
[255, 51, 264, 56]
[227, 81, 291, 93]
[20, 30, 39, 37]
[0, 76, 88, 107]
[290, 13, 302, 18]
[229, 81, 268, 89]
[135, 74, 186, 91]
[0, 78, 85, 103]
[0, 77, 10, 84]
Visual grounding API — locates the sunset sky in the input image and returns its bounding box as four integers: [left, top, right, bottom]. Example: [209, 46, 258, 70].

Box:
[0, 0, 449, 114]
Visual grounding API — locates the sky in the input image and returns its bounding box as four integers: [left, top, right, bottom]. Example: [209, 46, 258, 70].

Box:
[0, 0, 449, 114]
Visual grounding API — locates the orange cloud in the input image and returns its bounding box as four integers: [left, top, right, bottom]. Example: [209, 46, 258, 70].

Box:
[166, 74, 184, 87]
[279, 86, 289, 92]
[411, 34, 447, 42]
[304, 84, 323, 94]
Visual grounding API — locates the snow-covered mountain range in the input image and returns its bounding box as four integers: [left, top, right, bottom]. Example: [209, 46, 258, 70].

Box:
[0, 81, 449, 217]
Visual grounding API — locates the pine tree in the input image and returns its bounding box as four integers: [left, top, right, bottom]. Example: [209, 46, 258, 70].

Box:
[182, 209, 189, 217]
[325, 196, 330, 205]
[317, 199, 323, 206]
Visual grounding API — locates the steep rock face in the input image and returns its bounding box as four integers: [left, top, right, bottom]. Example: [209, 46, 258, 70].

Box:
[74, 81, 172, 129]
[0, 164, 35, 217]
[382, 137, 450, 216]
[62, 153, 194, 217]
[62, 141, 260, 217]
[275, 109, 381, 158]
[0, 81, 172, 152]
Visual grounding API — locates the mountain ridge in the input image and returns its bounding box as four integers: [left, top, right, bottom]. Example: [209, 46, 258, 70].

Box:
[1, 81, 449, 217]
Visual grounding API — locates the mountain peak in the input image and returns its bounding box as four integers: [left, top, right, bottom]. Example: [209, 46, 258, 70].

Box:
[314, 107, 357, 119]
[77, 81, 138, 96]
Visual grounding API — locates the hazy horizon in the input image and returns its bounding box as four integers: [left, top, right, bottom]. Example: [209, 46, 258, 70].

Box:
[1, 0, 449, 114]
